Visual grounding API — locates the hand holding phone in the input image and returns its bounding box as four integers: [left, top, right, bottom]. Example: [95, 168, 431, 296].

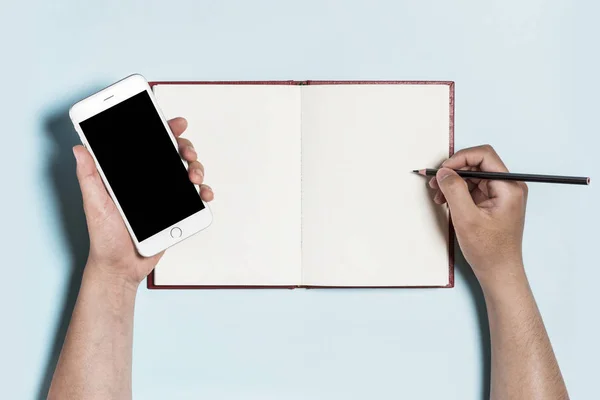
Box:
[72, 117, 214, 286]
[69, 75, 214, 285]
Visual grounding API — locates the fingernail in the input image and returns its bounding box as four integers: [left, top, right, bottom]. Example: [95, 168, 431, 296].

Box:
[203, 185, 213, 192]
[72, 147, 80, 163]
[428, 177, 437, 188]
[433, 191, 443, 204]
[188, 145, 196, 154]
[436, 168, 453, 182]
[194, 169, 204, 178]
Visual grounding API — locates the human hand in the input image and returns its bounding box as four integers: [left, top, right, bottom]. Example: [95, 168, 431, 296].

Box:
[73, 117, 214, 288]
[429, 145, 528, 289]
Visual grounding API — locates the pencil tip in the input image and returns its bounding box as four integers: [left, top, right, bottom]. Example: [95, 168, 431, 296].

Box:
[412, 170, 419, 173]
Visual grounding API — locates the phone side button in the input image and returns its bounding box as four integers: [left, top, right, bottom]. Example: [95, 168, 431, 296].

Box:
[170, 227, 182, 238]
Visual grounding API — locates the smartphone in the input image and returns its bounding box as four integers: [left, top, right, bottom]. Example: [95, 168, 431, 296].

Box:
[69, 74, 212, 257]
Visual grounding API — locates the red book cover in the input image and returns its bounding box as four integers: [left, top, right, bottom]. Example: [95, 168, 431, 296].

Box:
[147, 80, 455, 290]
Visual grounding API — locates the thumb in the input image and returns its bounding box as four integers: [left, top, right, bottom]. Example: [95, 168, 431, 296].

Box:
[73, 145, 112, 216]
[436, 168, 478, 218]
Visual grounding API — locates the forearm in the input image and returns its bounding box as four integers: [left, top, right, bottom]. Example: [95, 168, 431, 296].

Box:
[48, 263, 138, 400]
[481, 267, 568, 400]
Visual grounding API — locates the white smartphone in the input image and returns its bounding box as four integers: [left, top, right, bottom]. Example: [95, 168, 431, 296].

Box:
[69, 74, 213, 257]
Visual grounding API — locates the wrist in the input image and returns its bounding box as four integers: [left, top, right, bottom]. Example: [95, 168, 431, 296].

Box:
[83, 261, 140, 295]
[476, 262, 529, 301]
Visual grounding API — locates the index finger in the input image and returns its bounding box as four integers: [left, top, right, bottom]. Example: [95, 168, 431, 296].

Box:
[442, 144, 509, 173]
[168, 117, 188, 138]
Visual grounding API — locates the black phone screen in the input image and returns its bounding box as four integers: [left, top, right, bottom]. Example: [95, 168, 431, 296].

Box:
[79, 90, 204, 242]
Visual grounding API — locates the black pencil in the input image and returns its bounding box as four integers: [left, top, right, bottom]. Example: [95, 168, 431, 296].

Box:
[413, 169, 590, 186]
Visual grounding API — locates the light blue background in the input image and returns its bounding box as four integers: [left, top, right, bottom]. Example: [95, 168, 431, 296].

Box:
[1, 1, 598, 398]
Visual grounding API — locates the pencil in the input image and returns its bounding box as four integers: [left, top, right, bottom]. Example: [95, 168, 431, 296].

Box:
[413, 169, 590, 186]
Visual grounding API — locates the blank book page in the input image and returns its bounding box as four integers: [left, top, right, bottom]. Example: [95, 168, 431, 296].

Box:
[301, 84, 451, 287]
[153, 84, 302, 286]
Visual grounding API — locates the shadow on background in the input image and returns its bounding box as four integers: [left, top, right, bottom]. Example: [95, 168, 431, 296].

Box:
[425, 179, 491, 399]
[454, 242, 491, 400]
[37, 87, 103, 399]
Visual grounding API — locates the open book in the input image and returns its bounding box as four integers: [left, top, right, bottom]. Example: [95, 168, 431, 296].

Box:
[148, 81, 454, 289]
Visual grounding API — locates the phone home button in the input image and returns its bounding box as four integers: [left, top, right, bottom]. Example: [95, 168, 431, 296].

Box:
[170, 227, 182, 239]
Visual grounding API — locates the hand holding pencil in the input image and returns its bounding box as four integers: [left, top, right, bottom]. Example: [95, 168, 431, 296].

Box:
[429, 145, 570, 398]
[425, 144, 528, 289]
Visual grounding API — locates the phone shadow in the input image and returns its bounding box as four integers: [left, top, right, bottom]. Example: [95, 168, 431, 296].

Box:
[454, 244, 492, 400]
[36, 86, 104, 400]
